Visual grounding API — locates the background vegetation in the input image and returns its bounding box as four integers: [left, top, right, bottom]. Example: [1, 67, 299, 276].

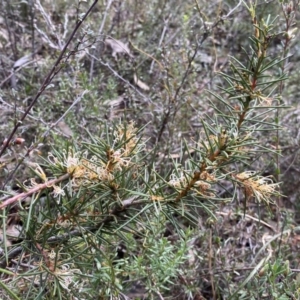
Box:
[0, 0, 300, 299]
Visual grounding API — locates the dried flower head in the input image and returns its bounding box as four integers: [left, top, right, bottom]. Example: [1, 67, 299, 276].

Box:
[193, 170, 216, 197]
[108, 148, 131, 171]
[193, 180, 213, 196]
[52, 185, 65, 198]
[168, 172, 188, 191]
[235, 171, 280, 203]
[46, 123, 140, 192]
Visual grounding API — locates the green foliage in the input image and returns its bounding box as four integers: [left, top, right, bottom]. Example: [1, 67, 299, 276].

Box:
[0, 0, 300, 299]
[228, 259, 300, 300]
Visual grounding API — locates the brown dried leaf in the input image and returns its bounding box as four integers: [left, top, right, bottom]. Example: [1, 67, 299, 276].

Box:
[13, 54, 33, 69]
[0, 224, 22, 247]
[57, 121, 73, 137]
[134, 74, 150, 91]
[105, 38, 133, 58]
[104, 96, 126, 120]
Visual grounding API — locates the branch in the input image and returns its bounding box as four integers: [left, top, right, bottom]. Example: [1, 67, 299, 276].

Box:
[0, 174, 70, 210]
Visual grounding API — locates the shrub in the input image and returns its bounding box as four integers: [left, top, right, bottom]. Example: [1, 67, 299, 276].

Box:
[0, 0, 299, 299]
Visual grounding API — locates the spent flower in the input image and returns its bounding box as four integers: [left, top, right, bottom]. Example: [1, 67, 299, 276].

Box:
[235, 171, 280, 203]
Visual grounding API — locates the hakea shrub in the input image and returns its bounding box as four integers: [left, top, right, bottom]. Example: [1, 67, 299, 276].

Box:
[0, 2, 297, 299]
